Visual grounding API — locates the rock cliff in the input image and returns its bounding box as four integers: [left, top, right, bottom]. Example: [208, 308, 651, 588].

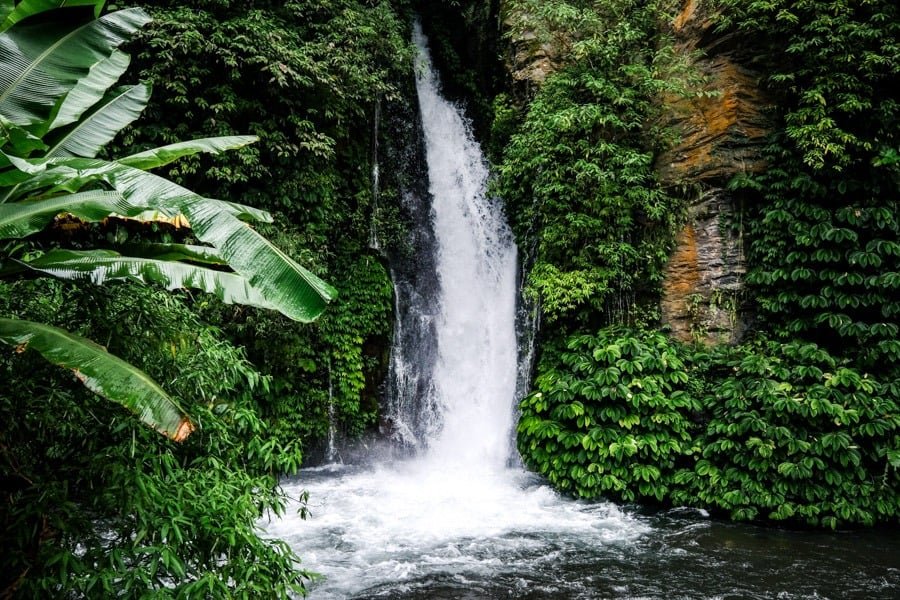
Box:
[657, 0, 770, 344]
[500, 0, 771, 344]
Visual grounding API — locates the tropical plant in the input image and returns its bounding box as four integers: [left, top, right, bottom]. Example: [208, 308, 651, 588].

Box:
[518, 327, 700, 501]
[676, 340, 899, 527]
[0, 1, 336, 440]
[118, 0, 414, 449]
[496, 0, 682, 330]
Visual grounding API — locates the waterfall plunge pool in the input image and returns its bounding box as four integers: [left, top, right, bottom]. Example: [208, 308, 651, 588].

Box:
[267, 461, 899, 599]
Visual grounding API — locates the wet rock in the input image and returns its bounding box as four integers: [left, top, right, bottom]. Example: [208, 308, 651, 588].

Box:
[660, 188, 747, 344]
[659, 0, 771, 344]
[499, 2, 561, 88]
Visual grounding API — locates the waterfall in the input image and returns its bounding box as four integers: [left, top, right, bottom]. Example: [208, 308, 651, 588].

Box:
[368, 98, 381, 251]
[410, 21, 519, 469]
[267, 23, 646, 598]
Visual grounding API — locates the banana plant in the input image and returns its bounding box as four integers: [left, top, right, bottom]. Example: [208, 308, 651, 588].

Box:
[0, 2, 336, 440]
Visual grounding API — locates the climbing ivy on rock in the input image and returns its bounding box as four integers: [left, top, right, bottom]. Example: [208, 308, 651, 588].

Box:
[510, 0, 900, 529]
[718, 0, 900, 368]
[496, 0, 685, 329]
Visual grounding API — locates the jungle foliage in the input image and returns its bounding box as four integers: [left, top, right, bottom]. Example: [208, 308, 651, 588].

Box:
[114, 0, 414, 450]
[1, 280, 309, 597]
[1, 0, 414, 596]
[518, 328, 899, 527]
[504, 0, 899, 527]
[496, 0, 684, 330]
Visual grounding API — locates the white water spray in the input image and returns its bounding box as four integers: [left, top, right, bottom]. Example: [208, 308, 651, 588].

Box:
[412, 20, 519, 471]
[266, 24, 647, 598]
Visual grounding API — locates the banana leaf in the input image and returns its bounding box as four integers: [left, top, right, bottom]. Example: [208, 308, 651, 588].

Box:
[117, 242, 227, 265]
[46, 83, 149, 157]
[5, 155, 337, 321]
[17, 248, 277, 310]
[118, 135, 259, 170]
[0, 7, 150, 126]
[1, 114, 47, 155]
[0, 1, 105, 33]
[0, 316, 193, 441]
[1, 155, 273, 224]
[0, 190, 130, 238]
[48, 49, 130, 132]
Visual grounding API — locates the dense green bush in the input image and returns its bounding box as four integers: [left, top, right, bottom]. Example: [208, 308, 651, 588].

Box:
[679, 340, 900, 527]
[518, 328, 700, 501]
[518, 329, 899, 527]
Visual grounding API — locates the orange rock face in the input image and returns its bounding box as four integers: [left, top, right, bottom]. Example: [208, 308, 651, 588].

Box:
[499, 0, 768, 344]
[659, 0, 770, 344]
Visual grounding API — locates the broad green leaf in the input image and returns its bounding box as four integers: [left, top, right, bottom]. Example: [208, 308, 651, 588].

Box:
[48, 49, 130, 132]
[0, 8, 150, 126]
[0, 316, 193, 441]
[0, 114, 47, 155]
[18, 248, 277, 310]
[119, 135, 259, 170]
[0, 189, 127, 238]
[183, 200, 338, 321]
[46, 83, 149, 157]
[2, 154, 272, 224]
[5, 155, 336, 320]
[0, 0, 105, 33]
[118, 242, 227, 265]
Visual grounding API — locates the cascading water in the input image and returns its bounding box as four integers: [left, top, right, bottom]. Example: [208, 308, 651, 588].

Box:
[411, 18, 518, 470]
[265, 23, 648, 597]
[264, 22, 900, 600]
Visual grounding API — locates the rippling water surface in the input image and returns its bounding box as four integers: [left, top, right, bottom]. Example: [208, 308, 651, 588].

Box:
[268, 462, 899, 599]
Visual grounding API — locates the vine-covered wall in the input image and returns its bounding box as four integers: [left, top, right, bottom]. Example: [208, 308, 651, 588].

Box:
[494, 0, 899, 527]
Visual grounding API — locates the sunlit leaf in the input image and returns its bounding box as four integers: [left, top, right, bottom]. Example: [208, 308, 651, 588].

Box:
[48, 49, 131, 132]
[46, 83, 149, 157]
[0, 0, 105, 33]
[0, 316, 192, 440]
[18, 248, 279, 310]
[119, 135, 259, 170]
[6, 155, 337, 320]
[0, 189, 127, 238]
[0, 7, 150, 126]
